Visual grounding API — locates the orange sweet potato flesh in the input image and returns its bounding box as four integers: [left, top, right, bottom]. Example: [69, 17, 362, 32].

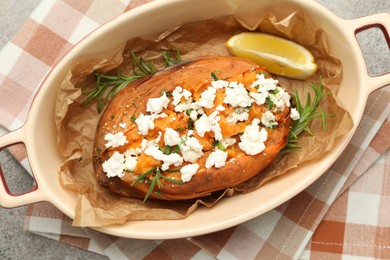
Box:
[93, 56, 292, 200]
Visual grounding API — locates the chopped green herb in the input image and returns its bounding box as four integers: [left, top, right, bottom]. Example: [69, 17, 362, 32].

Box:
[161, 89, 173, 97]
[110, 115, 115, 120]
[258, 71, 271, 77]
[186, 108, 194, 116]
[212, 140, 227, 151]
[187, 118, 194, 130]
[172, 145, 181, 154]
[175, 127, 185, 132]
[211, 70, 220, 81]
[265, 97, 275, 110]
[217, 142, 227, 151]
[160, 146, 172, 155]
[270, 88, 280, 95]
[130, 115, 136, 122]
[96, 147, 102, 154]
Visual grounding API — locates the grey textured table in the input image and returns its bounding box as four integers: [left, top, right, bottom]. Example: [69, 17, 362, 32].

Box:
[0, 0, 388, 259]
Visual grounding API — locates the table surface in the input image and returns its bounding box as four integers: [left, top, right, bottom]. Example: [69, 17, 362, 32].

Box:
[0, 0, 388, 259]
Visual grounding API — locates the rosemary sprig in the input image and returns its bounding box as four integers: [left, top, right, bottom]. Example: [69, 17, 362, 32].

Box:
[82, 49, 182, 113]
[283, 77, 334, 153]
[130, 166, 183, 202]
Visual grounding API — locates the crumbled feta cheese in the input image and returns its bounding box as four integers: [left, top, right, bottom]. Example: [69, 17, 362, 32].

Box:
[250, 73, 278, 91]
[226, 107, 249, 124]
[238, 118, 268, 155]
[290, 108, 300, 120]
[221, 137, 236, 148]
[135, 113, 154, 135]
[172, 86, 192, 106]
[180, 164, 200, 182]
[102, 151, 125, 178]
[144, 144, 183, 171]
[161, 153, 183, 171]
[104, 132, 128, 148]
[211, 80, 229, 89]
[123, 151, 138, 172]
[197, 86, 217, 109]
[146, 92, 170, 114]
[164, 128, 181, 146]
[270, 87, 291, 109]
[174, 101, 201, 113]
[205, 149, 228, 169]
[119, 122, 127, 128]
[180, 136, 204, 163]
[189, 110, 198, 121]
[250, 90, 269, 106]
[135, 139, 149, 154]
[224, 82, 253, 107]
[216, 105, 226, 111]
[194, 114, 210, 137]
[195, 111, 223, 140]
[261, 110, 278, 128]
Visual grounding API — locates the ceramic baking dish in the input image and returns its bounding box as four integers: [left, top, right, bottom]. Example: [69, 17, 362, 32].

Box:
[0, 0, 389, 239]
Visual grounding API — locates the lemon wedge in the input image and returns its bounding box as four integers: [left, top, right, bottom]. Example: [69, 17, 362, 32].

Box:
[226, 32, 317, 80]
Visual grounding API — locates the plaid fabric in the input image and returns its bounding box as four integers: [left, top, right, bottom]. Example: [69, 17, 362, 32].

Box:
[1, 0, 389, 259]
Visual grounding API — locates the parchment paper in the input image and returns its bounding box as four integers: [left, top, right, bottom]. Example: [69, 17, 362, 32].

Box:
[55, 10, 353, 227]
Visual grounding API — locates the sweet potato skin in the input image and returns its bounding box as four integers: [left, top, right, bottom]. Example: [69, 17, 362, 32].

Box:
[93, 56, 292, 200]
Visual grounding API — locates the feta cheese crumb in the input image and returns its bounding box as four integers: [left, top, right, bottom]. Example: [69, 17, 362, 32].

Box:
[189, 110, 198, 121]
[135, 113, 154, 135]
[123, 151, 138, 172]
[290, 108, 301, 120]
[226, 107, 249, 124]
[195, 112, 223, 141]
[224, 82, 253, 107]
[104, 132, 128, 148]
[146, 92, 170, 114]
[144, 144, 183, 171]
[261, 110, 278, 128]
[250, 73, 278, 91]
[180, 164, 200, 182]
[221, 137, 236, 148]
[119, 122, 127, 128]
[205, 149, 228, 169]
[180, 136, 204, 163]
[197, 86, 217, 109]
[270, 87, 291, 109]
[238, 118, 268, 155]
[172, 86, 192, 106]
[216, 105, 226, 111]
[102, 151, 125, 178]
[250, 90, 269, 106]
[164, 128, 181, 146]
[211, 80, 229, 89]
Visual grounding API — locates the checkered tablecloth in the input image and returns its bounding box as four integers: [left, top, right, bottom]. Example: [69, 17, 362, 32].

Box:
[1, 0, 389, 259]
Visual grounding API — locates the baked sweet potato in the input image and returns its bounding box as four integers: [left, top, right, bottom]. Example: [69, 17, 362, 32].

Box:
[93, 56, 293, 201]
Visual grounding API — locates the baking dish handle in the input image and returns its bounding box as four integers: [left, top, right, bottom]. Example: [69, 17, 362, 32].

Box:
[0, 127, 46, 208]
[347, 13, 390, 94]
